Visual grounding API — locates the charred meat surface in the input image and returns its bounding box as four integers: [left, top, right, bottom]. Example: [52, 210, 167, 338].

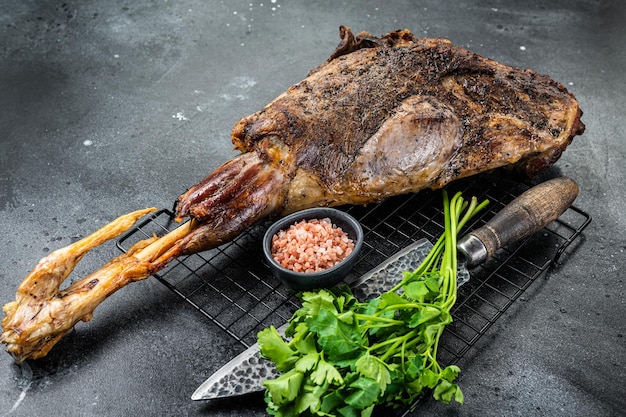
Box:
[1, 27, 584, 361]
[181, 26, 583, 231]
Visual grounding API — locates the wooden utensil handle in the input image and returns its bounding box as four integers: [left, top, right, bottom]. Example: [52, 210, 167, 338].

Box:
[462, 176, 579, 265]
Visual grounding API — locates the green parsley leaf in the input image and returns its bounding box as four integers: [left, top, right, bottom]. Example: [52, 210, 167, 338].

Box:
[258, 326, 297, 372]
[408, 306, 441, 327]
[344, 376, 380, 409]
[441, 365, 461, 382]
[403, 280, 430, 301]
[355, 352, 391, 393]
[292, 328, 317, 355]
[301, 290, 339, 316]
[377, 291, 408, 308]
[310, 356, 344, 385]
[419, 368, 440, 389]
[295, 352, 318, 373]
[263, 368, 304, 405]
[405, 355, 424, 379]
[320, 388, 346, 413]
[306, 308, 363, 362]
[433, 379, 463, 404]
[294, 391, 321, 415]
[425, 274, 441, 292]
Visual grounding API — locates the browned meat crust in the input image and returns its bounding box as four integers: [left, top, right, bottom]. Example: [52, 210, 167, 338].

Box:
[229, 26, 583, 212]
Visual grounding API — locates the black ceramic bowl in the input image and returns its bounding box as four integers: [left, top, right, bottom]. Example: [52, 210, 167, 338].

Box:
[262, 207, 364, 292]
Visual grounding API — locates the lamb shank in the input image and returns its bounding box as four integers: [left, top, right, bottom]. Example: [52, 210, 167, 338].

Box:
[1, 26, 584, 362]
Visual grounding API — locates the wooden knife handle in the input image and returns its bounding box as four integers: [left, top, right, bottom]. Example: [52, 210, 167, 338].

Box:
[459, 176, 579, 266]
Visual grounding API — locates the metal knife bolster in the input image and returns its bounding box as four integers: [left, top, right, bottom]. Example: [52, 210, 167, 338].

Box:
[192, 238, 465, 400]
[457, 234, 488, 266]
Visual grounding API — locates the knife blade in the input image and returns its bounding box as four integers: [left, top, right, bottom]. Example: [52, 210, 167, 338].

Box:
[192, 176, 578, 401]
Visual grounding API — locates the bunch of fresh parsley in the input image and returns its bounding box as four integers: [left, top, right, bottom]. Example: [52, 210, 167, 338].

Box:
[258, 191, 488, 417]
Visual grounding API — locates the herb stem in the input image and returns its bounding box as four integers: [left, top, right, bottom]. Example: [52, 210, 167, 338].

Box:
[368, 329, 417, 354]
[354, 314, 403, 324]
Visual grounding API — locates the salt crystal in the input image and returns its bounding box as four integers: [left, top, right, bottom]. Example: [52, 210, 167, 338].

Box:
[173, 112, 188, 121]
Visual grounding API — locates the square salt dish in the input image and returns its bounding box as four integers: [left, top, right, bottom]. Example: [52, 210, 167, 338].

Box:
[262, 208, 364, 292]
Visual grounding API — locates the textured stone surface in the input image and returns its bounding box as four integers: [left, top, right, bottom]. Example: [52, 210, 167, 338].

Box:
[0, 1, 624, 416]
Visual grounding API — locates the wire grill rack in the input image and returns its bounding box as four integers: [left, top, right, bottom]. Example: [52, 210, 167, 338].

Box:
[117, 173, 590, 411]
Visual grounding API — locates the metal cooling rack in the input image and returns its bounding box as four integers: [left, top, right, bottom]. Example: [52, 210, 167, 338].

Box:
[117, 173, 590, 411]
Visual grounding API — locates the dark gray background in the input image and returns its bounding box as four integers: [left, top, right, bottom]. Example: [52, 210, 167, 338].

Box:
[1, 1, 624, 416]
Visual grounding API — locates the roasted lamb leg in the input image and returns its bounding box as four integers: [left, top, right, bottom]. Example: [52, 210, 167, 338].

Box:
[178, 26, 584, 251]
[1, 26, 584, 362]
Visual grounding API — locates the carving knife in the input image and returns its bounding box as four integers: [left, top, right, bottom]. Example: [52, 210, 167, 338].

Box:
[191, 176, 578, 401]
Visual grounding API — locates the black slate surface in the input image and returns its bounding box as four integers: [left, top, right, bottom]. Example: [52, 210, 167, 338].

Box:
[1, 1, 624, 416]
